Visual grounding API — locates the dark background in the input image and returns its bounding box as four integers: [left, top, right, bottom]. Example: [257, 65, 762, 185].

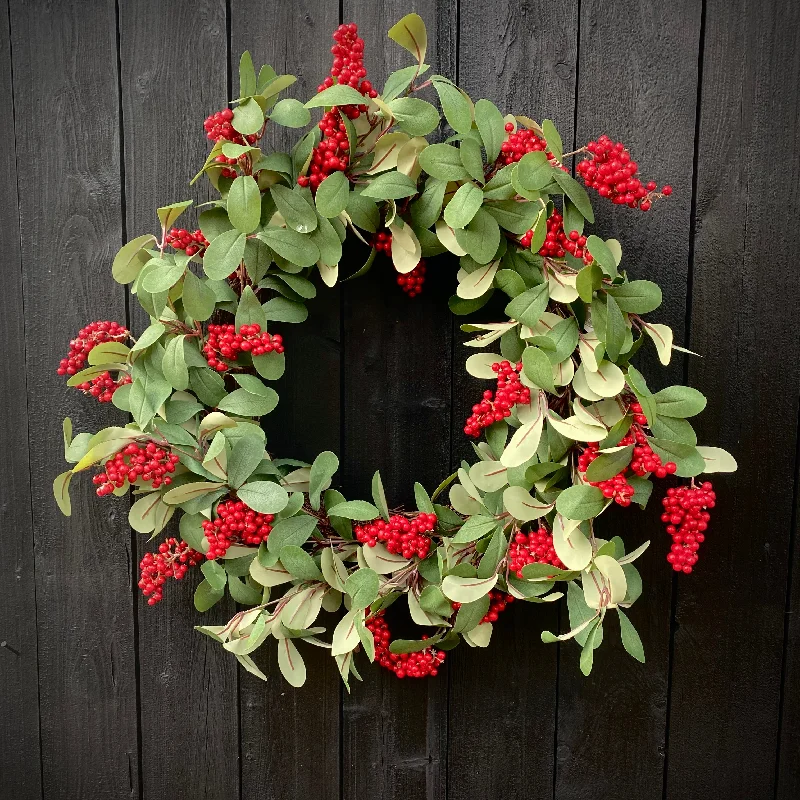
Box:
[2, 1, 799, 798]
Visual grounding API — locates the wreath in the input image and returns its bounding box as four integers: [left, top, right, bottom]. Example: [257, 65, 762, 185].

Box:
[53, 14, 736, 688]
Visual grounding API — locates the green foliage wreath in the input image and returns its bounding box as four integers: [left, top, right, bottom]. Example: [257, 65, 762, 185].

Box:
[53, 14, 736, 687]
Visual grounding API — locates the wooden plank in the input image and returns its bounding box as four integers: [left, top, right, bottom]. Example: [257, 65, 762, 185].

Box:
[339, 3, 455, 798]
[666, 1, 800, 798]
[554, 2, 701, 797]
[9, 2, 140, 797]
[229, 4, 342, 797]
[446, 5, 578, 797]
[117, 3, 240, 798]
[0, 0, 42, 796]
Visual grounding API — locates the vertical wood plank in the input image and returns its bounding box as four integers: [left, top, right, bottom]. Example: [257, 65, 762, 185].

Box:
[339, 2, 455, 799]
[666, 1, 800, 798]
[229, 4, 342, 798]
[447, 5, 578, 797]
[9, 1, 140, 797]
[554, 2, 701, 798]
[117, 3, 239, 798]
[0, 0, 43, 796]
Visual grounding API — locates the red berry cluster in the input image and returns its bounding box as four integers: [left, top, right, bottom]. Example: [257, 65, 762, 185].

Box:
[202, 323, 284, 372]
[520, 210, 593, 265]
[507, 527, 565, 577]
[57, 320, 129, 376]
[298, 24, 377, 191]
[662, 482, 715, 574]
[202, 499, 276, 559]
[480, 590, 514, 623]
[165, 228, 209, 257]
[374, 230, 392, 255]
[203, 107, 259, 148]
[498, 122, 554, 165]
[576, 135, 672, 210]
[365, 611, 446, 679]
[464, 360, 531, 437]
[355, 512, 438, 559]
[93, 442, 180, 496]
[76, 371, 132, 403]
[138, 538, 203, 606]
[397, 260, 426, 297]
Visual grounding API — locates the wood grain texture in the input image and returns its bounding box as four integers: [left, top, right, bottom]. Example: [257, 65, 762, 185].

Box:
[230, 4, 342, 797]
[554, 3, 702, 798]
[9, 1, 139, 797]
[0, 1, 42, 796]
[339, 3, 455, 799]
[117, 3, 240, 798]
[666, 1, 800, 798]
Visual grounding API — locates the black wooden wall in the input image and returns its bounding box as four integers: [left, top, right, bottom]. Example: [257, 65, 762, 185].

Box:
[2, 1, 799, 798]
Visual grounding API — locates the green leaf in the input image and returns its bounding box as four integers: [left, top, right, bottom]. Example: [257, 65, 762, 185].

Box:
[129, 373, 172, 428]
[270, 185, 317, 233]
[277, 638, 306, 687]
[201, 559, 227, 592]
[382, 64, 428, 102]
[255, 227, 320, 268]
[585, 445, 634, 482]
[432, 76, 473, 134]
[217, 387, 279, 417]
[453, 595, 490, 633]
[586, 235, 618, 277]
[252, 351, 285, 380]
[617, 608, 645, 663]
[505, 282, 549, 327]
[267, 514, 318, 553]
[113, 234, 157, 284]
[157, 200, 193, 230]
[580, 620, 602, 675]
[474, 99, 505, 162]
[516, 151, 553, 191]
[444, 182, 483, 229]
[457, 208, 500, 264]
[360, 170, 418, 200]
[235, 285, 268, 331]
[182, 270, 217, 321]
[162, 335, 189, 391]
[262, 296, 308, 324]
[280, 545, 323, 580]
[649, 416, 697, 445]
[236, 480, 289, 514]
[228, 175, 262, 234]
[555, 484, 606, 520]
[269, 97, 311, 128]
[371, 471, 390, 521]
[326, 500, 381, 521]
[576, 263, 603, 303]
[441, 574, 498, 603]
[238, 51, 256, 96]
[552, 170, 594, 223]
[418, 143, 470, 181]
[414, 482, 435, 514]
[345, 568, 380, 611]
[315, 171, 350, 217]
[389, 97, 440, 136]
[607, 280, 663, 314]
[53, 470, 73, 516]
[452, 516, 498, 544]
[305, 83, 368, 108]
[190, 368, 227, 407]
[388, 12, 427, 63]
[603, 294, 627, 361]
[522, 345, 555, 392]
[653, 385, 707, 418]
[141, 259, 185, 293]
[203, 228, 247, 280]
[477, 527, 508, 579]
[194, 579, 224, 612]
[542, 119, 563, 161]
[232, 97, 264, 135]
[647, 438, 705, 478]
[227, 574, 262, 605]
[227, 435, 266, 489]
[309, 451, 339, 510]
[460, 137, 485, 182]
[410, 178, 447, 229]
[482, 199, 540, 235]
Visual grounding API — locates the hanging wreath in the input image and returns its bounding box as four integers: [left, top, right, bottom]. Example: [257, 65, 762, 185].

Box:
[53, 14, 736, 688]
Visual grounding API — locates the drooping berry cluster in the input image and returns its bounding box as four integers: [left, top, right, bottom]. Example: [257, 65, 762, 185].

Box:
[57, 320, 129, 376]
[202, 499, 276, 559]
[203, 107, 259, 147]
[298, 24, 377, 191]
[76, 371, 132, 403]
[138, 538, 204, 606]
[93, 442, 180, 496]
[374, 230, 392, 255]
[203, 323, 284, 372]
[576, 135, 671, 210]
[464, 361, 531, 437]
[354, 512, 438, 559]
[480, 590, 514, 623]
[397, 260, 426, 297]
[507, 527, 565, 577]
[365, 611, 446, 679]
[166, 227, 210, 257]
[498, 122, 553, 165]
[662, 482, 715, 574]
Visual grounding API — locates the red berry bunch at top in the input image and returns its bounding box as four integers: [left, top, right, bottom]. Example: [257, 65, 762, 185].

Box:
[298, 24, 378, 191]
[138, 538, 203, 606]
[464, 361, 531, 437]
[202, 323, 284, 372]
[203, 107, 259, 147]
[397, 260, 426, 297]
[355, 512, 438, 559]
[507, 527, 565, 577]
[202, 499, 276, 559]
[57, 320, 129, 376]
[499, 122, 555, 165]
[93, 442, 180, 497]
[576, 135, 672, 210]
[166, 228, 209, 257]
[76, 371, 132, 403]
[662, 482, 715, 574]
[365, 611, 446, 679]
